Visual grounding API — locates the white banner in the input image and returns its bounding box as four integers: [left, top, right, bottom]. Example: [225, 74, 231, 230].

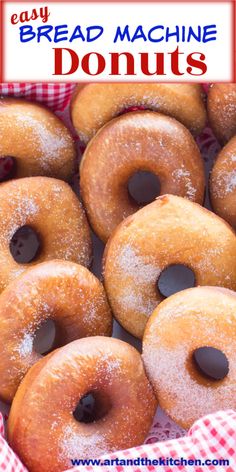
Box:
[2, 1, 234, 82]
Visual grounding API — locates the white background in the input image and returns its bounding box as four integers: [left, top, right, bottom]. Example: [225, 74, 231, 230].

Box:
[3, 1, 233, 81]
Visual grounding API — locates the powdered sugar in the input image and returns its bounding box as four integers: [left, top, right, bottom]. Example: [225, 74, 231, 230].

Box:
[76, 84, 205, 144]
[225, 170, 236, 193]
[14, 196, 39, 216]
[60, 425, 109, 460]
[98, 353, 122, 375]
[143, 289, 236, 427]
[143, 343, 236, 427]
[16, 113, 71, 169]
[16, 332, 33, 357]
[1, 194, 39, 241]
[212, 169, 236, 198]
[118, 245, 159, 284]
[0, 178, 91, 272]
[172, 167, 197, 200]
[113, 245, 159, 317]
[119, 287, 157, 318]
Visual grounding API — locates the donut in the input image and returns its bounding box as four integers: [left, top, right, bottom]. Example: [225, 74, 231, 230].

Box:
[71, 83, 206, 145]
[0, 260, 112, 403]
[0, 177, 91, 293]
[103, 195, 236, 339]
[0, 98, 76, 181]
[209, 135, 236, 228]
[142, 286, 236, 430]
[208, 84, 236, 144]
[80, 111, 205, 242]
[8, 337, 157, 472]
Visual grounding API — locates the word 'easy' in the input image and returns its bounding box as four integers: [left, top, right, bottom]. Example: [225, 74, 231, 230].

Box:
[11, 7, 50, 24]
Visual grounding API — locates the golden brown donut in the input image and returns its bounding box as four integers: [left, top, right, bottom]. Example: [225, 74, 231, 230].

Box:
[143, 286, 236, 430]
[80, 111, 205, 242]
[71, 83, 206, 145]
[0, 260, 112, 403]
[8, 337, 157, 472]
[0, 177, 91, 293]
[210, 135, 236, 228]
[103, 195, 236, 339]
[208, 84, 236, 144]
[0, 98, 76, 181]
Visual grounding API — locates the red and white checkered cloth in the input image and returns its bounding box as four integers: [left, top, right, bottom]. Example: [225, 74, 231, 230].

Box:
[0, 83, 232, 470]
[0, 83, 75, 112]
[0, 410, 235, 472]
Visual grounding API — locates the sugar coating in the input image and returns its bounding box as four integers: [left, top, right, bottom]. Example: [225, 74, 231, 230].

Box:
[172, 167, 197, 200]
[118, 245, 158, 284]
[104, 196, 236, 340]
[120, 289, 156, 316]
[60, 426, 110, 461]
[9, 335, 157, 470]
[143, 289, 236, 426]
[213, 90, 236, 125]
[212, 169, 236, 198]
[53, 344, 155, 463]
[16, 332, 34, 358]
[74, 84, 205, 143]
[114, 245, 159, 318]
[143, 344, 236, 425]
[0, 179, 91, 290]
[11, 112, 72, 171]
[0, 195, 39, 242]
[226, 170, 236, 193]
[0, 261, 111, 403]
[209, 86, 236, 142]
[81, 110, 204, 244]
[99, 353, 122, 375]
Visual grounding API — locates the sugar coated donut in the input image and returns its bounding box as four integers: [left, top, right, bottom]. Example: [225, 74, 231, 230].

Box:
[71, 83, 206, 144]
[0, 98, 76, 181]
[0, 177, 91, 293]
[103, 195, 236, 339]
[0, 260, 112, 403]
[210, 135, 236, 228]
[80, 111, 205, 242]
[208, 84, 236, 144]
[8, 337, 157, 472]
[143, 286, 236, 429]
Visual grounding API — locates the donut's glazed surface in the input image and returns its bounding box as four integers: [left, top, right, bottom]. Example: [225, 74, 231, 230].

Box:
[0, 260, 112, 403]
[80, 112, 205, 242]
[103, 195, 236, 339]
[208, 84, 236, 144]
[71, 83, 206, 144]
[0, 177, 92, 292]
[210, 135, 236, 228]
[143, 286, 236, 429]
[0, 98, 76, 180]
[8, 337, 157, 472]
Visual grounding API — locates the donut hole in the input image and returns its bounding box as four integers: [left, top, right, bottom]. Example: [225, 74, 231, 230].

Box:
[0, 156, 17, 182]
[191, 346, 229, 382]
[10, 225, 42, 264]
[128, 171, 161, 205]
[73, 391, 112, 424]
[33, 319, 57, 355]
[157, 264, 195, 298]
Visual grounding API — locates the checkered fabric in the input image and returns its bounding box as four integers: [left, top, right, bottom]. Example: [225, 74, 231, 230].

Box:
[0, 411, 235, 471]
[0, 83, 234, 470]
[0, 83, 75, 112]
[0, 416, 27, 472]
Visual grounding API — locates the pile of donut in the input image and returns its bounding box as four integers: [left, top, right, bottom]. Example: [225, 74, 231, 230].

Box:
[0, 83, 236, 472]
